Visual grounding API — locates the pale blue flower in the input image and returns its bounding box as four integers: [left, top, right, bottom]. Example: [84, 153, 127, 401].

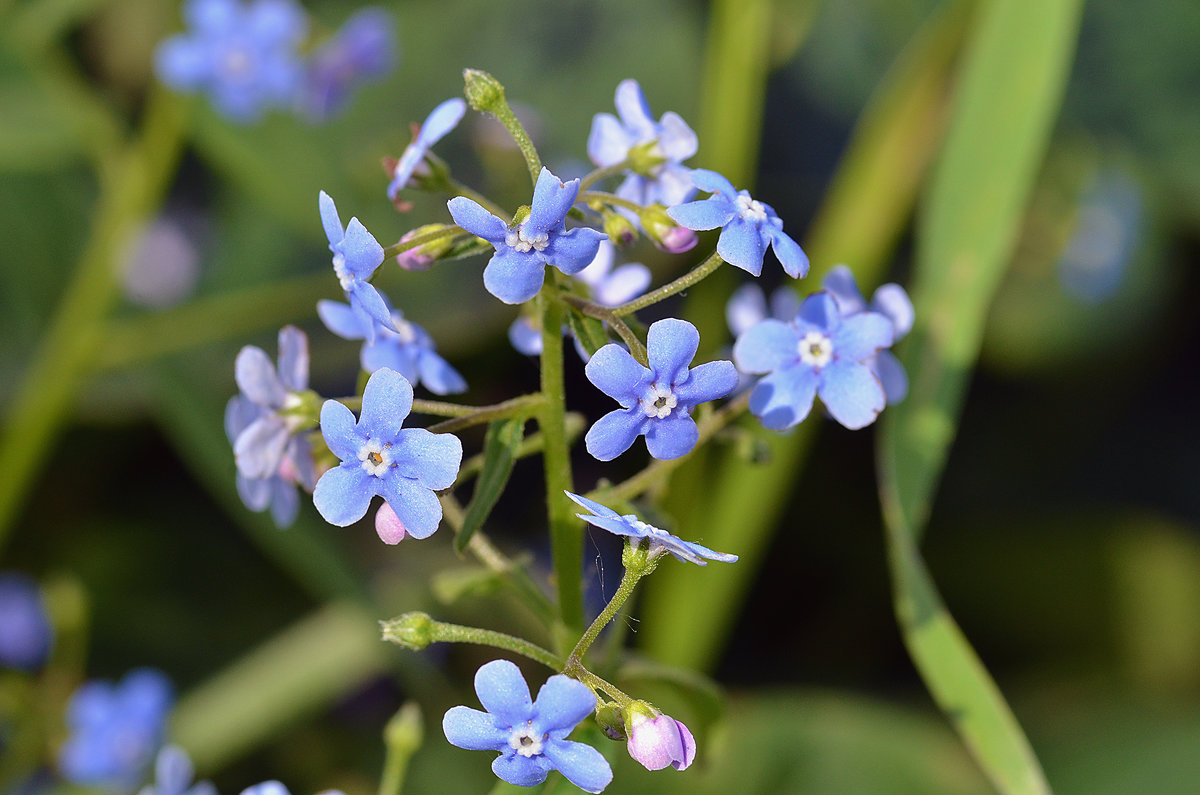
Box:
[313, 368, 461, 538]
[319, 190, 393, 338]
[822, 265, 913, 404]
[0, 573, 53, 671]
[565, 492, 736, 566]
[138, 746, 216, 795]
[667, 169, 808, 278]
[442, 659, 612, 793]
[585, 318, 737, 461]
[239, 784, 344, 795]
[300, 7, 397, 122]
[448, 167, 606, 304]
[387, 98, 467, 203]
[155, 0, 307, 122]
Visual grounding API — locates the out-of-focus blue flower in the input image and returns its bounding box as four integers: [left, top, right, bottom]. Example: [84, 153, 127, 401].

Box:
[225, 326, 316, 528]
[822, 265, 913, 404]
[155, 0, 307, 122]
[319, 191, 393, 338]
[442, 659, 612, 793]
[585, 318, 737, 461]
[587, 79, 697, 209]
[239, 784, 345, 795]
[58, 668, 173, 791]
[317, 295, 467, 395]
[138, 746, 216, 795]
[387, 99, 467, 205]
[725, 283, 803, 394]
[565, 492, 736, 566]
[314, 368, 461, 537]
[448, 167, 606, 304]
[1057, 169, 1142, 303]
[668, 169, 808, 279]
[734, 291, 894, 430]
[300, 7, 397, 122]
[0, 573, 53, 671]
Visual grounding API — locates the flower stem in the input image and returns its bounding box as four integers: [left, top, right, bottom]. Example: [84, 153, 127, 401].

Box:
[566, 551, 654, 668]
[378, 703, 422, 795]
[611, 250, 725, 317]
[577, 190, 645, 214]
[561, 295, 648, 365]
[456, 413, 586, 484]
[574, 668, 635, 708]
[577, 159, 634, 193]
[381, 225, 467, 259]
[422, 394, 546, 434]
[463, 69, 542, 185]
[385, 613, 564, 670]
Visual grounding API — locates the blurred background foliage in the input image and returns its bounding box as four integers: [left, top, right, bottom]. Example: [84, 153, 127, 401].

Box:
[2, 0, 1199, 792]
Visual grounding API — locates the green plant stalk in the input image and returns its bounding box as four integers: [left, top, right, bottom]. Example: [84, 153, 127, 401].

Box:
[576, 190, 644, 214]
[561, 295, 648, 365]
[425, 394, 546, 434]
[381, 224, 467, 259]
[378, 703, 422, 795]
[457, 414, 585, 484]
[566, 554, 653, 668]
[0, 86, 185, 554]
[577, 158, 636, 193]
[611, 251, 724, 317]
[464, 69, 542, 185]
[420, 618, 563, 670]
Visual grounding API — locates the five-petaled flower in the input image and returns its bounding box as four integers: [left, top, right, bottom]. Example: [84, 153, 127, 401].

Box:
[448, 167, 607, 304]
[585, 318, 737, 461]
[300, 7, 397, 122]
[387, 98, 467, 207]
[155, 0, 308, 122]
[319, 190, 394, 339]
[565, 492, 737, 566]
[822, 265, 913, 405]
[225, 326, 316, 528]
[734, 291, 894, 430]
[313, 368, 462, 538]
[667, 169, 809, 279]
[442, 659, 613, 793]
[318, 293, 467, 395]
[587, 79, 698, 209]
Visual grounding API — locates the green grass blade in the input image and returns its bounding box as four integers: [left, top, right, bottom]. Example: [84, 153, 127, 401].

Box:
[456, 417, 524, 553]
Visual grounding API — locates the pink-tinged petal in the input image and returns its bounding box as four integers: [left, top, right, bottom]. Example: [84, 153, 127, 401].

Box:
[823, 265, 867, 314]
[442, 706, 507, 751]
[647, 317, 699, 386]
[717, 217, 766, 276]
[674, 360, 737, 406]
[320, 399, 363, 461]
[473, 659, 533, 726]
[359, 368, 414, 440]
[392, 428, 461, 489]
[374, 502, 406, 544]
[644, 413, 699, 460]
[819, 362, 885, 430]
[666, 198, 733, 231]
[688, 168, 738, 198]
[447, 196, 508, 242]
[749, 366, 818, 431]
[276, 326, 308, 391]
[833, 312, 893, 363]
[532, 674, 596, 734]
[542, 739, 613, 794]
[483, 248, 547, 305]
[627, 715, 696, 771]
[585, 409, 645, 462]
[312, 465, 374, 526]
[318, 191, 343, 248]
[380, 477, 442, 539]
[733, 319, 799, 374]
[585, 344, 648, 403]
[235, 345, 285, 407]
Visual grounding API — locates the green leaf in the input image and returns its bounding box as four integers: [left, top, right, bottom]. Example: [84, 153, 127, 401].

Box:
[564, 308, 610, 357]
[456, 417, 525, 553]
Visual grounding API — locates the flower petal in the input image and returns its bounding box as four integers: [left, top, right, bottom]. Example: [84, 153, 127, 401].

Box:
[873, 350, 909, 404]
[795, 292, 839, 333]
[833, 312, 894, 363]
[574, 240, 614, 287]
[508, 316, 543, 356]
[341, 218, 385, 279]
[447, 197, 507, 242]
[268, 478, 299, 528]
[532, 674, 596, 734]
[675, 538, 738, 564]
[442, 706, 508, 751]
[717, 217, 767, 276]
[234, 417, 289, 478]
[362, 338, 418, 381]
[542, 739, 613, 794]
[154, 38, 209, 89]
[768, 226, 809, 279]
[320, 399, 363, 461]
[726, 284, 768, 337]
[688, 168, 738, 198]
[474, 659, 533, 726]
[585, 344, 647, 403]
[349, 281, 395, 331]
[659, 111, 698, 161]
[235, 345, 285, 407]
[491, 754, 552, 788]
[654, 162, 697, 207]
[647, 318, 699, 386]
[563, 491, 621, 519]
[644, 414, 699, 459]
[666, 198, 733, 232]
[769, 286, 801, 322]
[380, 477, 442, 539]
[483, 248, 547, 305]
[593, 263, 651, 307]
[578, 513, 643, 539]
[544, 227, 606, 276]
[613, 78, 655, 135]
[417, 351, 468, 395]
[822, 265, 867, 315]
[585, 409, 645, 461]
[225, 395, 261, 443]
[587, 112, 633, 166]
[392, 428, 461, 490]
[236, 473, 272, 512]
[312, 464, 374, 526]
[276, 326, 308, 391]
[871, 284, 915, 339]
[318, 191, 344, 248]
[418, 98, 467, 146]
[819, 362, 886, 430]
[317, 299, 368, 341]
[359, 368, 414, 440]
[674, 360, 737, 406]
[526, 168, 580, 237]
[749, 366, 818, 431]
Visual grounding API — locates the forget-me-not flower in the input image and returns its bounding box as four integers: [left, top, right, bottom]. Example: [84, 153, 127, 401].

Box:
[0, 572, 53, 671]
[448, 167, 606, 304]
[313, 368, 462, 537]
[668, 169, 808, 279]
[734, 291, 894, 430]
[239, 784, 344, 795]
[822, 265, 913, 404]
[387, 98, 467, 206]
[58, 668, 173, 791]
[442, 659, 612, 793]
[585, 318, 737, 461]
[155, 0, 308, 123]
[566, 492, 736, 566]
[318, 295, 466, 395]
[319, 190, 393, 338]
[226, 326, 316, 527]
[300, 7, 397, 122]
[138, 746, 216, 795]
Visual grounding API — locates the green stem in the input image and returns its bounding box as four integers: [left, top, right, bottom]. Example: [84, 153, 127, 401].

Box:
[611, 251, 725, 317]
[574, 668, 635, 708]
[422, 394, 546, 434]
[385, 614, 564, 671]
[463, 70, 542, 185]
[561, 295, 648, 365]
[566, 557, 648, 667]
[577, 190, 645, 214]
[456, 413, 586, 484]
[577, 159, 635, 193]
[378, 703, 422, 795]
[537, 278, 582, 648]
[381, 225, 466, 260]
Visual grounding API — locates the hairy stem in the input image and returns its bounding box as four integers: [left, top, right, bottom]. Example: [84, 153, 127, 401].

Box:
[381, 225, 467, 260]
[611, 251, 725, 317]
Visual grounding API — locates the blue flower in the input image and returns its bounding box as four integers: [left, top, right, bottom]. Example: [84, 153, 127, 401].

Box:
[239, 784, 345, 795]
[225, 326, 316, 528]
[300, 7, 397, 122]
[587, 79, 698, 209]
[448, 167, 607, 304]
[822, 265, 913, 404]
[565, 493, 736, 566]
[313, 368, 462, 537]
[0, 572, 53, 671]
[319, 190, 393, 338]
[138, 746, 216, 795]
[58, 668, 173, 791]
[734, 291, 894, 430]
[442, 659, 612, 793]
[667, 169, 808, 279]
[387, 98, 467, 205]
[585, 318, 737, 461]
[155, 0, 307, 122]
[318, 295, 467, 395]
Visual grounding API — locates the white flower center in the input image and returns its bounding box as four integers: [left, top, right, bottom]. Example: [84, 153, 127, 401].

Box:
[735, 193, 768, 223]
[508, 724, 544, 758]
[222, 47, 252, 78]
[630, 518, 668, 537]
[333, 253, 355, 291]
[505, 226, 549, 254]
[640, 384, 678, 419]
[383, 317, 417, 345]
[798, 331, 833, 368]
[358, 439, 393, 477]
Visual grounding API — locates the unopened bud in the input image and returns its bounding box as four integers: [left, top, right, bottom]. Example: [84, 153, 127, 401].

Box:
[595, 702, 627, 740]
[602, 211, 638, 247]
[381, 611, 435, 650]
[463, 69, 505, 114]
[624, 701, 696, 771]
[396, 224, 456, 270]
[641, 205, 697, 253]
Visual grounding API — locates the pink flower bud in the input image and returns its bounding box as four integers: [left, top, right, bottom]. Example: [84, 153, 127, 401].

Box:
[655, 224, 697, 254]
[625, 708, 695, 771]
[375, 503, 407, 544]
[395, 229, 434, 271]
[640, 205, 698, 253]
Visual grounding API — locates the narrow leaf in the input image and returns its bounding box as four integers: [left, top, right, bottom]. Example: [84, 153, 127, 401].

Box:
[456, 417, 524, 553]
[565, 308, 610, 357]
